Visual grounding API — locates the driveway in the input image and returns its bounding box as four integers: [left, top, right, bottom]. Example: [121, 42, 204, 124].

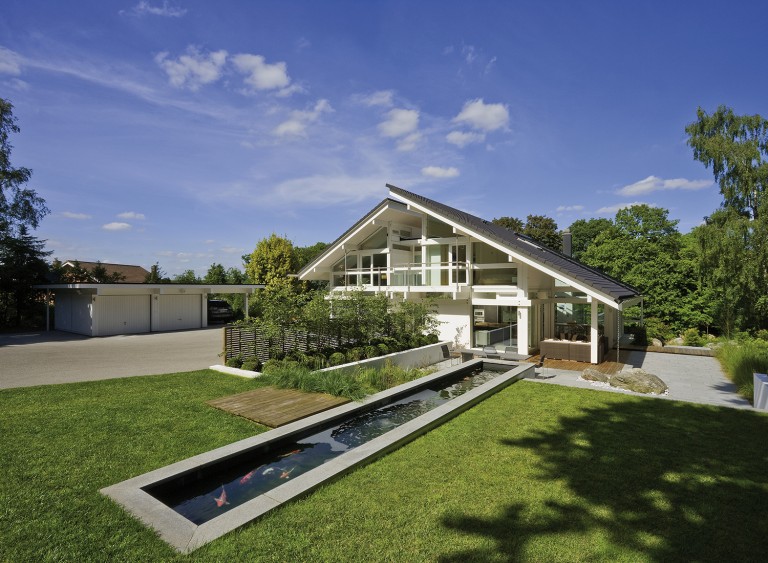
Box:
[527, 350, 753, 410]
[0, 328, 224, 389]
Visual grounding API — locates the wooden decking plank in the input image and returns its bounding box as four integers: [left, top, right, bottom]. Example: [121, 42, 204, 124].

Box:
[207, 387, 350, 428]
[527, 351, 624, 376]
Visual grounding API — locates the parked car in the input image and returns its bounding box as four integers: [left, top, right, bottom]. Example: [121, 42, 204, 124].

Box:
[207, 299, 234, 323]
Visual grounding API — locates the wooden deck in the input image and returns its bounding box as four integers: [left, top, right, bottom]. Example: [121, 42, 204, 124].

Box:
[207, 387, 350, 428]
[527, 349, 624, 376]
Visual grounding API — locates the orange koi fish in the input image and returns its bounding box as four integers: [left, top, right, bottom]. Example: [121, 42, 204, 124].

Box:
[280, 467, 295, 479]
[239, 469, 258, 485]
[279, 449, 301, 458]
[214, 486, 230, 507]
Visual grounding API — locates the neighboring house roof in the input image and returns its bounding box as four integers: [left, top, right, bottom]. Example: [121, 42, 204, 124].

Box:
[63, 261, 150, 283]
[386, 184, 640, 304]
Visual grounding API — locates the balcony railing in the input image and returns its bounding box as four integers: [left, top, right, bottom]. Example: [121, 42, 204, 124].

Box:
[333, 262, 469, 289]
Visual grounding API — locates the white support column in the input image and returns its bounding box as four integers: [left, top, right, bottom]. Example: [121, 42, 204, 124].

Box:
[245, 292, 250, 319]
[517, 307, 529, 356]
[604, 307, 617, 348]
[590, 298, 599, 364]
[201, 294, 208, 328]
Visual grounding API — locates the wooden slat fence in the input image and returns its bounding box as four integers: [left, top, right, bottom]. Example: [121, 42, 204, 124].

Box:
[224, 325, 355, 362]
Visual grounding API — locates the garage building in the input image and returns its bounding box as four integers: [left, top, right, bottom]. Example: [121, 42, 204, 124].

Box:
[35, 283, 263, 337]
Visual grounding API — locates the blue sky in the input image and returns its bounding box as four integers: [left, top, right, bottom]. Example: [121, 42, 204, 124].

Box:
[2, 1, 766, 276]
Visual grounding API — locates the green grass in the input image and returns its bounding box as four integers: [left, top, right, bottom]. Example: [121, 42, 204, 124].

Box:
[715, 338, 768, 401]
[2, 373, 768, 561]
[260, 360, 433, 400]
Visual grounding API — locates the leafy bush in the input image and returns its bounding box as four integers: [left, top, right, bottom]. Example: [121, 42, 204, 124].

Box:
[225, 355, 243, 368]
[364, 345, 378, 359]
[261, 359, 283, 375]
[328, 352, 347, 366]
[716, 338, 768, 402]
[377, 343, 390, 356]
[426, 333, 439, 344]
[643, 317, 673, 344]
[241, 358, 261, 372]
[682, 328, 707, 347]
[346, 347, 363, 362]
[756, 329, 768, 342]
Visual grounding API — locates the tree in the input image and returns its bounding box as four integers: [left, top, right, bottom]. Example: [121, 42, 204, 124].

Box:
[145, 262, 169, 283]
[246, 234, 298, 289]
[173, 269, 200, 284]
[203, 263, 227, 285]
[581, 205, 699, 332]
[686, 105, 768, 220]
[1, 98, 48, 237]
[89, 261, 126, 283]
[294, 242, 330, 270]
[0, 226, 50, 327]
[492, 214, 561, 250]
[567, 218, 613, 260]
[0, 98, 50, 328]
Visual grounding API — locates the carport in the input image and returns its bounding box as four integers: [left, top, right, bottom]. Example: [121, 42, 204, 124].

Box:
[34, 283, 263, 337]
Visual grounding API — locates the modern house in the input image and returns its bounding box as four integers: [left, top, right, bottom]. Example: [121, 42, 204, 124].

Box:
[298, 184, 642, 364]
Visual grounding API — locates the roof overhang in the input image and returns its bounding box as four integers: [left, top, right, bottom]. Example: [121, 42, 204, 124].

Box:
[33, 284, 264, 295]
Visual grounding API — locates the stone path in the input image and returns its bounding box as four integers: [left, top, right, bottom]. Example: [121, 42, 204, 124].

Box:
[525, 350, 753, 410]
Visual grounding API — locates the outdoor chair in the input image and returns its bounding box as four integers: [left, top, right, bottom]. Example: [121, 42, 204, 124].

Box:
[501, 346, 528, 361]
[483, 346, 500, 359]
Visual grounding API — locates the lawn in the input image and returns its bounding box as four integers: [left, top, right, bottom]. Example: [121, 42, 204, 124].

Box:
[1, 371, 768, 562]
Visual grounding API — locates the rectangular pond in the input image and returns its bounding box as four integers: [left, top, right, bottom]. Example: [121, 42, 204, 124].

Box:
[102, 359, 532, 552]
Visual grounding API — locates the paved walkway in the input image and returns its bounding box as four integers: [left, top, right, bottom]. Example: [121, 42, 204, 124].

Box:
[525, 350, 753, 410]
[0, 328, 224, 389]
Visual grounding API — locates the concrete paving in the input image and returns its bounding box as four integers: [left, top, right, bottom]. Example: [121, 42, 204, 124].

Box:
[525, 349, 753, 410]
[0, 328, 225, 389]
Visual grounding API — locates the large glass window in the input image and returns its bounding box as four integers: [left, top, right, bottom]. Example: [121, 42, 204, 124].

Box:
[473, 268, 517, 286]
[472, 242, 508, 264]
[427, 217, 453, 238]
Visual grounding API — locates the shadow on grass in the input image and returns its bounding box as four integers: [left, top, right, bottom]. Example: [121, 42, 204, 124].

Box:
[441, 397, 768, 561]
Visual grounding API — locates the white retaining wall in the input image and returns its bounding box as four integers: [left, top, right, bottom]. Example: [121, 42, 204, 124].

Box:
[754, 372, 768, 411]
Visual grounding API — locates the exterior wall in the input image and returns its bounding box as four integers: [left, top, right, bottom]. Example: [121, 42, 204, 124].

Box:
[434, 300, 472, 349]
[94, 295, 151, 336]
[320, 341, 449, 376]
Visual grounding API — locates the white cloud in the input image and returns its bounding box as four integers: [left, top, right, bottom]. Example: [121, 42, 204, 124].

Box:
[155, 46, 227, 90]
[220, 246, 241, 254]
[5, 78, 29, 91]
[102, 222, 132, 231]
[378, 108, 419, 138]
[422, 166, 460, 178]
[597, 202, 656, 215]
[231, 53, 291, 92]
[396, 132, 421, 152]
[453, 98, 509, 132]
[268, 174, 385, 206]
[616, 175, 713, 196]
[462, 45, 477, 65]
[117, 211, 146, 220]
[121, 1, 187, 17]
[446, 130, 485, 148]
[273, 99, 333, 138]
[0, 47, 22, 75]
[556, 205, 585, 212]
[358, 90, 394, 107]
[61, 211, 91, 220]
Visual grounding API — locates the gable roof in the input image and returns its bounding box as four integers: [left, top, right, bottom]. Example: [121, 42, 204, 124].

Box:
[386, 184, 640, 304]
[63, 261, 150, 283]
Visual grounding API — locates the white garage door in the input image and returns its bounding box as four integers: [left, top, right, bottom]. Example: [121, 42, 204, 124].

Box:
[96, 295, 151, 336]
[55, 293, 93, 335]
[159, 294, 201, 331]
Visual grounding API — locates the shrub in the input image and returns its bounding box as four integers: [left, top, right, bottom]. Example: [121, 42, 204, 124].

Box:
[756, 329, 768, 342]
[643, 317, 673, 344]
[364, 345, 378, 359]
[346, 347, 364, 362]
[377, 343, 390, 356]
[225, 355, 243, 368]
[426, 333, 439, 344]
[261, 359, 283, 375]
[716, 338, 768, 402]
[241, 358, 261, 372]
[682, 328, 707, 347]
[328, 352, 347, 366]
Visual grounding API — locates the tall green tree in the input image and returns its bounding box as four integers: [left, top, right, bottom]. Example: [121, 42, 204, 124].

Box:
[246, 234, 298, 289]
[492, 214, 561, 250]
[1, 99, 48, 236]
[567, 218, 613, 260]
[0, 98, 50, 328]
[172, 269, 200, 284]
[581, 205, 701, 332]
[203, 263, 227, 285]
[145, 262, 170, 283]
[686, 105, 768, 220]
